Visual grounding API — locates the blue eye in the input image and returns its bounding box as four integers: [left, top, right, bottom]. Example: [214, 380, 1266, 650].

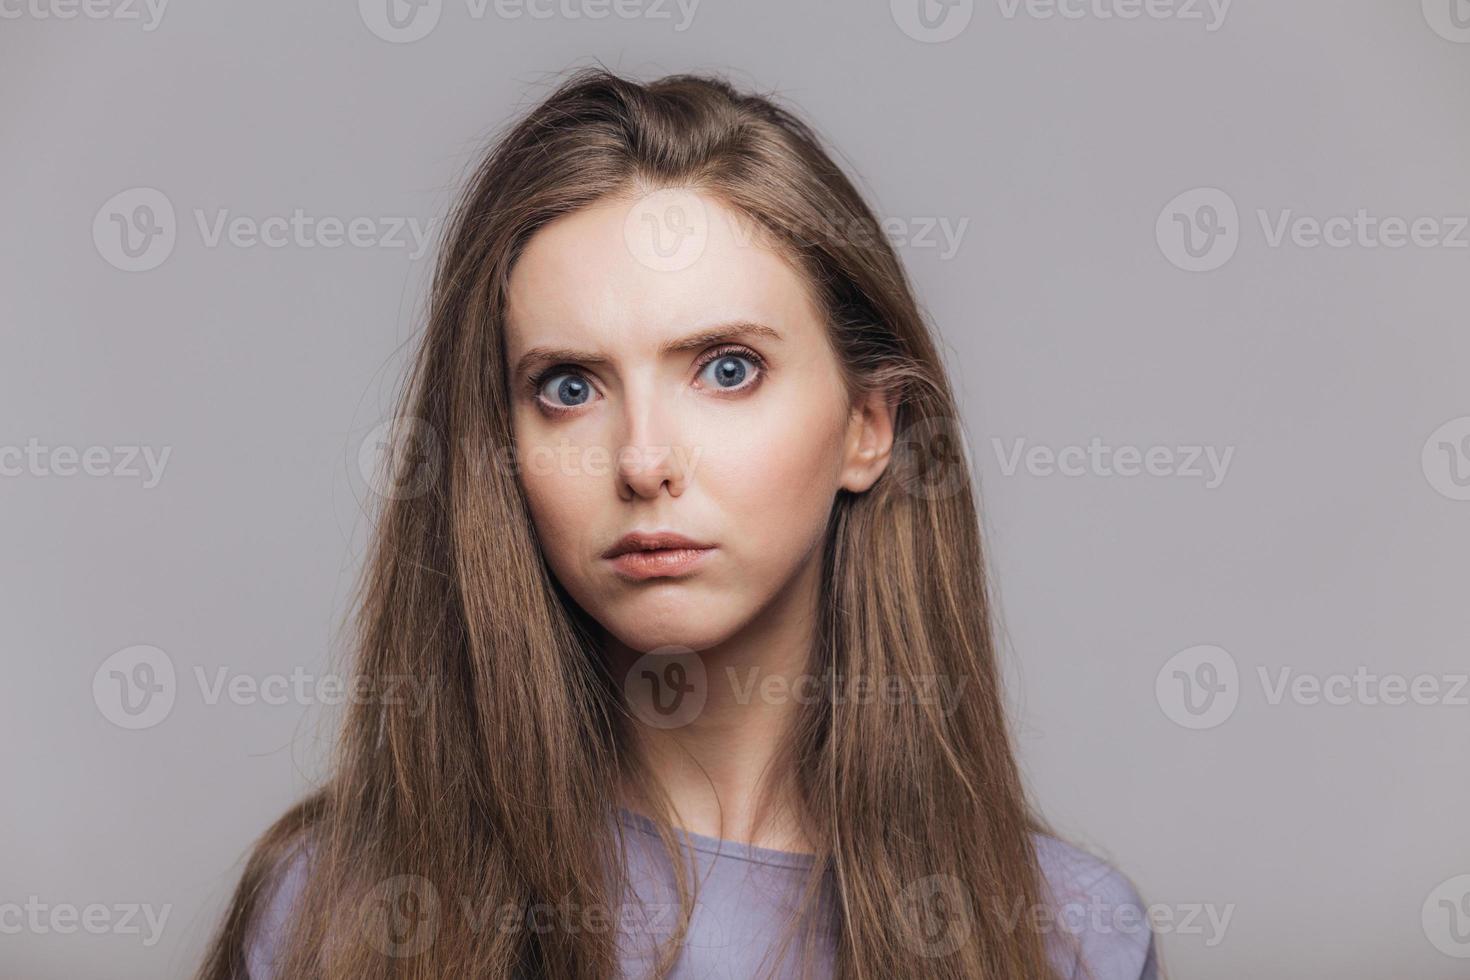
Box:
[529, 347, 764, 416]
[698, 352, 757, 390]
[538, 372, 594, 408]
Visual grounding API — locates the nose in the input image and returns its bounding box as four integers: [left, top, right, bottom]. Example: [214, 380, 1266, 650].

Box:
[615, 382, 688, 500]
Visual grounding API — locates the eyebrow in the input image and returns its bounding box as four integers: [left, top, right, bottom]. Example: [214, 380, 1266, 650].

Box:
[511, 321, 783, 379]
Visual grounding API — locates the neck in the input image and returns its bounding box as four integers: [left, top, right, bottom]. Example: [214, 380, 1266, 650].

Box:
[607, 548, 823, 854]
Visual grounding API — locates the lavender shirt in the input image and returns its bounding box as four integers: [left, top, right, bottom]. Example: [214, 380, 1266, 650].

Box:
[246, 811, 1157, 979]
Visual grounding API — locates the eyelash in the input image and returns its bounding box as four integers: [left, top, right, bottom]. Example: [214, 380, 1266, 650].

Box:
[526, 344, 767, 416]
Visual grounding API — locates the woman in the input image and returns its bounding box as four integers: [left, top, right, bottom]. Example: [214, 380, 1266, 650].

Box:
[198, 67, 1159, 979]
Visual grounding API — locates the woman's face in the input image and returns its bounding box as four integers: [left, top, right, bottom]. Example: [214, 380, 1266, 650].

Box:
[505, 189, 892, 654]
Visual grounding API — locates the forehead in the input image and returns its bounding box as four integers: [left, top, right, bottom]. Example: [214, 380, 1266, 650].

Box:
[504, 190, 824, 357]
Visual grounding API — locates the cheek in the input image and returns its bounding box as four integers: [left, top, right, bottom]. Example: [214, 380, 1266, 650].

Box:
[697, 386, 849, 566]
[513, 429, 603, 579]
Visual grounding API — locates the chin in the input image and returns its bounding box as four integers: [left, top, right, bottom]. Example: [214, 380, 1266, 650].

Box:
[600, 600, 741, 656]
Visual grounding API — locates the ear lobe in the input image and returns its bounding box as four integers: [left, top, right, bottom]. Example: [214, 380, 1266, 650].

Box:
[840, 388, 898, 494]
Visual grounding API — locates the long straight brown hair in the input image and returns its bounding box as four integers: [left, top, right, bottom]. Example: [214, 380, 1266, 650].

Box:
[197, 66, 1074, 979]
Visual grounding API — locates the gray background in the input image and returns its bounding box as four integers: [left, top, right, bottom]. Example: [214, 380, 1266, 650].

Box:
[3, 1, 1468, 977]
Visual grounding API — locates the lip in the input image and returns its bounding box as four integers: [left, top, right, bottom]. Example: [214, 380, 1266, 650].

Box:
[602, 530, 716, 581]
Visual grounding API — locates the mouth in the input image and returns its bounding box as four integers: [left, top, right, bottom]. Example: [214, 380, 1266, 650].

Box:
[602, 531, 716, 581]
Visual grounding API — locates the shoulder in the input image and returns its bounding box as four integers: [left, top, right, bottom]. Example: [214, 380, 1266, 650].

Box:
[243, 842, 314, 980]
[1031, 833, 1158, 980]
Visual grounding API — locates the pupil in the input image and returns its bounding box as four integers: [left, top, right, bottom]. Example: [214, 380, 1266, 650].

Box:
[558, 377, 588, 404]
[715, 357, 745, 387]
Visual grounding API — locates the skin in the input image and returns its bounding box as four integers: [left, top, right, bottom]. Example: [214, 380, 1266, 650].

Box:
[504, 188, 895, 849]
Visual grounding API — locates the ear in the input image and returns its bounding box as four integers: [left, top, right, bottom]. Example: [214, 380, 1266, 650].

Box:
[839, 388, 898, 494]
